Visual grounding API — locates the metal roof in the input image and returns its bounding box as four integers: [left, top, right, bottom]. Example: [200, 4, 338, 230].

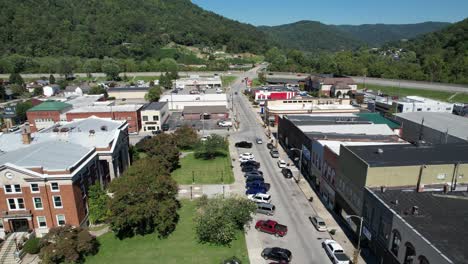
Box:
[142, 102, 167, 111]
[27, 101, 72, 112]
[357, 113, 401, 129]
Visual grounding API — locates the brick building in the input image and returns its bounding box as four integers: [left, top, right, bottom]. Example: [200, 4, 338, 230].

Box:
[26, 101, 72, 132]
[0, 117, 130, 238]
[66, 105, 143, 133]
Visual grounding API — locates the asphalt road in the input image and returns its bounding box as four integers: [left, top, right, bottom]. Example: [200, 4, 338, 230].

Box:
[352, 76, 468, 93]
[230, 67, 331, 264]
[0, 71, 245, 79]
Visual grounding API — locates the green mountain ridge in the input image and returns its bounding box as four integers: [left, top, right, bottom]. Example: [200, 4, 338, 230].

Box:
[260, 20, 452, 52]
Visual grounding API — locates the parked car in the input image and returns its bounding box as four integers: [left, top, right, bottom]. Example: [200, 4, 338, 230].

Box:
[256, 138, 263, 144]
[219, 121, 233, 127]
[309, 216, 327, 232]
[8, 126, 20, 132]
[261, 247, 292, 262]
[239, 153, 254, 160]
[281, 168, 293, 178]
[161, 124, 170, 131]
[270, 149, 280, 158]
[246, 181, 270, 190]
[277, 159, 287, 168]
[267, 143, 274, 149]
[171, 89, 178, 94]
[245, 175, 264, 183]
[247, 193, 271, 203]
[239, 157, 255, 163]
[256, 202, 275, 215]
[240, 160, 260, 168]
[322, 240, 351, 264]
[245, 186, 267, 195]
[189, 90, 199, 94]
[244, 171, 263, 178]
[235, 141, 253, 148]
[255, 220, 288, 237]
[242, 166, 261, 173]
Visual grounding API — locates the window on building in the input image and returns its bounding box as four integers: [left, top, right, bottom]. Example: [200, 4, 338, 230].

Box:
[153, 115, 159, 121]
[33, 197, 43, 209]
[30, 183, 40, 193]
[50, 182, 59, 192]
[53, 196, 63, 208]
[37, 216, 47, 228]
[418, 256, 429, 264]
[56, 215, 66, 226]
[143, 116, 148, 121]
[417, 108, 422, 111]
[4, 184, 21, 193]
[391, 230, 401, 256]
[7, 198, 25, 210]
[404, 242, 416, 264]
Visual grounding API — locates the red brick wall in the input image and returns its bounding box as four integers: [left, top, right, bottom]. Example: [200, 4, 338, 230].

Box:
[66, 111, 141, 133]
[26, 111, 61, 132]
[0, 183, 82, 231]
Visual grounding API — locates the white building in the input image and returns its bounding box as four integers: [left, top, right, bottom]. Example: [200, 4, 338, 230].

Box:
[160, 94, 228, 111]
[140, 102, 169, 132]
[175, 75, 222, 90]
[373, 95, 454, 114]
[42, 85, 60, 97]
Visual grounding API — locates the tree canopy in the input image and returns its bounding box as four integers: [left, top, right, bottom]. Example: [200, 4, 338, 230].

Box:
[145, 86, 162, 102]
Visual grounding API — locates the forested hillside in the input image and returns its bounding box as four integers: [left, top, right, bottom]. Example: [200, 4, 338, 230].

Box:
[0, 0, 268, 59]
[260, 21, 451, 52]
[336, 22, 450, 46]
[259, 21, 364, 52]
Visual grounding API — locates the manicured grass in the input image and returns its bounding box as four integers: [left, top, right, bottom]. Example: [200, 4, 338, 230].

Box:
[172, 153, 234, 184]
[85, 201, 249, 264]
[358, 83, 468, 102]
[221, 76, 237, 87]
[251, 78, 264, 87]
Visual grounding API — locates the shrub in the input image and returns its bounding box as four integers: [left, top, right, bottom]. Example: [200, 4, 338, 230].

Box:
[23, 237, 41, 254]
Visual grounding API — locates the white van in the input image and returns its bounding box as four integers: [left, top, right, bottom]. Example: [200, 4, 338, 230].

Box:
[256, 202, 275, 215]
[248, 193, 271, 203]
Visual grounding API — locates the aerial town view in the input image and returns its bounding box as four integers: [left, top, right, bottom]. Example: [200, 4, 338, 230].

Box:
[0, 0, 467, 263]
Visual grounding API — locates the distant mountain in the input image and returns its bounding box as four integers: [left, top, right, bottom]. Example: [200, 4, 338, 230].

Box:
[0, 0, 269, 59]
[259, 21, 364, 52]
[336, 22, 451, 46]
[260, 20, 451, 52]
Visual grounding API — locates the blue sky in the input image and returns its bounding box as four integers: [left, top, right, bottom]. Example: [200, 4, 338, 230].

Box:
[192, 0, 468, 26]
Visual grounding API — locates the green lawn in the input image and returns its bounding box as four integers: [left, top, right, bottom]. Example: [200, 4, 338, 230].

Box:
[132, 76, 160, 82]
[359, 83, 468, 102]
[85, 201, 249, 264]
[221, 76, 237, 87]
[172, 153, 234, 184]
[251, 78, 264, 87]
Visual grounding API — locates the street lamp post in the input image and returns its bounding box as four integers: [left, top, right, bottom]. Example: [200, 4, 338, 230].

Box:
[346, 214, 364, 264]
[290, 148, 303, 182]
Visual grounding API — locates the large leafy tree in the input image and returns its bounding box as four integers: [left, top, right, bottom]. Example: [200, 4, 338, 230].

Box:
[15, 100, 33, 121]
[135, 133, 180, 171]
[194, 134, 228, 160]
[102, 60, 121, 81]
[88, 184, 110, 225]
[39, 225, 99, 264]
[173, 125, 199, 150]
[144, 86, 162, 102]
[108, 158, 179, 239]
[195, 196, 256, 245]
[9, 72, 24, 85]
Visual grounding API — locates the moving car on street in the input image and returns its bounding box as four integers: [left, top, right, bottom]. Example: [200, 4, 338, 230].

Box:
[270, 148, 280, 158]
[281, 168, 293, 178]
[277, 159, 287, 168]
[235, 141, 253, 148]
[255, 220, 288, 237]
[309, 216, 327, 232]
[261, 247, 292, 262]
[256, 138, 263, 144]
[322, 240, 351, 264]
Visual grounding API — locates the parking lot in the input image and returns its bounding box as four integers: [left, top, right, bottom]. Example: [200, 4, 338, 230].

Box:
[165, 112, 232, 132]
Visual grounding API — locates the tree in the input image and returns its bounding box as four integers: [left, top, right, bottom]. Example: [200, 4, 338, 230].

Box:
[88, 184, 110, 225]
[135, 133, 180, 171]
[194, 134, 228, 160]
[102, 60, 121, 81]
[173, 125, 199, 150]
[10, 84, 26, 96]
[88, 86, 108, 98]
[33, 87, 43, 96]
[39, 225, 99, 264]
[0, 83, 6, 101]
[9, 72, 24, 85]
[15, 100, 33, 121]
[159, 72, 173, 89]
[49, 74, 56, 84]
[195, 196, 256, 245]
[56, 58, 74, 77]
[158, 58, 178, 72]
[145, 86, 162, 102]
[108, 158, 179, 239]
[258, 72, 266, 84]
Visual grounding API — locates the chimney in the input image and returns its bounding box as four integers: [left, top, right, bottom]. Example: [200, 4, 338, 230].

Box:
[411, 206, 419, 215]
[22, 129, 32, 145]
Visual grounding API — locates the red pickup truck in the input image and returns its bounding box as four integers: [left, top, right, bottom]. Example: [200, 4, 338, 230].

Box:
[255, 220, 288, 237]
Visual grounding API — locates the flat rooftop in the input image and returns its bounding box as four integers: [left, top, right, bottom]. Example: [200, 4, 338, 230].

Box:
[346, 143, 468, 167]
[395, 112, 468, 141]
[319, 140, 408, 155]
[142, 102, 167, 111]
[299, 124, 396, 136]
[268, 104, 358, 112]
[160, 94, 227, 102]
[67, 104, 143, 113]
[286, 114, 371, 126]
[372, 188, 468, 263]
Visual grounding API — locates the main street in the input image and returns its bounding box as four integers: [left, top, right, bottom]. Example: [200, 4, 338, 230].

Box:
[229, 67, 332, 264]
